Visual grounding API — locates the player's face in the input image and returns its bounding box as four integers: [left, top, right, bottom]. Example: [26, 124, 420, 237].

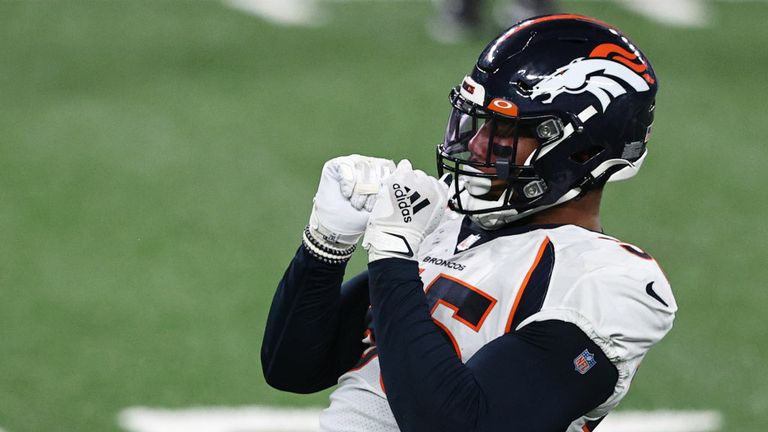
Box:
[465, 118, 539, 200]
[467, 118, 538, 168]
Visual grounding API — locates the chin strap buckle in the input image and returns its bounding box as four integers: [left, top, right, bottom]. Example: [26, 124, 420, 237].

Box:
[523, 180, 548, 198]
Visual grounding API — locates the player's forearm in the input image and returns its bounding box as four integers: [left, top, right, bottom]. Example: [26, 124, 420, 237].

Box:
[261, 245, 355, 393]
[368, 258, 483, 432]
[262, 155, 394, 392]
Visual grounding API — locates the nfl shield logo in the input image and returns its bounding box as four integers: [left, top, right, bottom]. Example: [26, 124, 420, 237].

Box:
[574, 349, 597, 375]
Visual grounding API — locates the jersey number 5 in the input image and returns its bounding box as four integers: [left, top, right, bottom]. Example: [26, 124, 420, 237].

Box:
[423, 237, 555, 356]
[425, 274, 497, 331]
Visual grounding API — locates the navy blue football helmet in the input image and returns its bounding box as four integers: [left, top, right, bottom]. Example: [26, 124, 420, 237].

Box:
[437, 14, 658, 229]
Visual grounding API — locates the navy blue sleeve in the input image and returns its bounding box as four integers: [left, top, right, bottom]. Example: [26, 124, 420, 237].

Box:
[261, 245, 370, 394]
[368, 258, 618, 432]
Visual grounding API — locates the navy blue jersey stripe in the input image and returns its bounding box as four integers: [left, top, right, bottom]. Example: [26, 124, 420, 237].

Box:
[508, 239, 556, 332]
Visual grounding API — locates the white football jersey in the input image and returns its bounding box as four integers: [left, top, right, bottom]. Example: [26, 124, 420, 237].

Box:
[320, 211, 676, 431]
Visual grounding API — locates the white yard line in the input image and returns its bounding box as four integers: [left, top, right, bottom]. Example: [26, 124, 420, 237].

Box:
[118, 406, 324, 432]
[118, 406, 723, 432]
[599, 410, 723, 432]
[613, 0, 711, 27]
[223, 0, 326, 26]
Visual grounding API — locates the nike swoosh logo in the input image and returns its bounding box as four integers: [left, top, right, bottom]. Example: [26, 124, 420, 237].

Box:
[381, 232, 414, 258]
[646, 281, 669, 307]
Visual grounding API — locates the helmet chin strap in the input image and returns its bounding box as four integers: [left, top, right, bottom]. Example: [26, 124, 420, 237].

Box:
[463, 188, 582, 229]
[451, 166, 584, 230]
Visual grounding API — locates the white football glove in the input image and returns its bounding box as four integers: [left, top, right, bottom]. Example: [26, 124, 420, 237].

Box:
[362, 160, 448, 262]
[309, 155, 396, 248]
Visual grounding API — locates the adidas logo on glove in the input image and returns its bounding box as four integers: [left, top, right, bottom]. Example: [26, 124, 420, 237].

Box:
[364, 160, 448, 262]
[392, 183, 430, 223]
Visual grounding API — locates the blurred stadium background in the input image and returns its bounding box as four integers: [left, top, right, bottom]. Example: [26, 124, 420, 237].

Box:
[1, 0, 767, 431]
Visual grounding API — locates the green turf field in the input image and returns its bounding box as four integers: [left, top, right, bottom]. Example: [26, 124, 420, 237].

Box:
[1, 1, 767, 431]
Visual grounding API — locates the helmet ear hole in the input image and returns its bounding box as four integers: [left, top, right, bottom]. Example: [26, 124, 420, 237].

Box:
[569, 145, 605, 164]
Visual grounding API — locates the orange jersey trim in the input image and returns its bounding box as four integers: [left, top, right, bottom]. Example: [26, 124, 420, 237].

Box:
[348, 350, 378, 372]
[379, 373, 386, 394]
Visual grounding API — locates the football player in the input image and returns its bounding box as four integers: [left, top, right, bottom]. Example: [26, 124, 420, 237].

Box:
[262, 15, 676, 432]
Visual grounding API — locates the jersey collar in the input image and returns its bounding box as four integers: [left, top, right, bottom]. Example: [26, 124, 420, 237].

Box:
[454, 217, 587, 254]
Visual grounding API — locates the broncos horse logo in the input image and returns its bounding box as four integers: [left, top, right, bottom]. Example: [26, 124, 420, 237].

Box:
[530, 43, 654, 112]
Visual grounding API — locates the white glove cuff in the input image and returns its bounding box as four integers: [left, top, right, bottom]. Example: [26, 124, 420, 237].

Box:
[362, 229, 422, 263]
[302, 225, 357, 265]
[308, 222, 363, 246]
[309, 205, 365, 246]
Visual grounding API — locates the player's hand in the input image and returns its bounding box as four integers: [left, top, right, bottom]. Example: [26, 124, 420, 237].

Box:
[362, 160, 448, 262]
[309, 155, 396, 247]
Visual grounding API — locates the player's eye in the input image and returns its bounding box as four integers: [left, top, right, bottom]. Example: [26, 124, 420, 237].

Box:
[493, 120, 517, 138]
